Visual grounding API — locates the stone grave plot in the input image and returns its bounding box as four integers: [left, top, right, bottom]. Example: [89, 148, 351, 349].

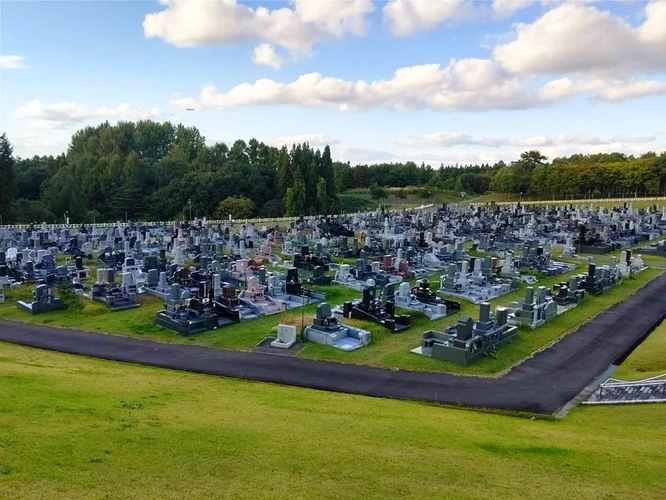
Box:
[437, 258, 520, 304]
[305, 303, 371, 351]
[89, 268, 140, 311]
[333, 251, 403, 292]
[259, 267, 325, 310]
[413, 302, 518, 366]
[251, 325, 307, 356]
[392, 279, 460, 321]
[17, 284, 65, 315]
[155, 283, 241, 335]
[239, 276, 287, 316]
[506, 286, 561, 329]
[333, 284, 410, 333]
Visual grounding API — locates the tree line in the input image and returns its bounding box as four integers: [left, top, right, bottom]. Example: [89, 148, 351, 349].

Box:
[1, 121, 665, 224]
[0, 121, 338, 223]
[335, 149, 666, 199]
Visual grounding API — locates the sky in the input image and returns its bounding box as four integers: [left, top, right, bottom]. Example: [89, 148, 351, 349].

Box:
[1, 0, 665, 165]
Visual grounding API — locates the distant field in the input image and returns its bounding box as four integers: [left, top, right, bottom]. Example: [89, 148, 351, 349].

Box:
[0, 260, 660, 376]
[340, 189, 463, 211]
[475, 193, 666, 210]
[1, 342, 665, 500]
[615, 320, 666, 381]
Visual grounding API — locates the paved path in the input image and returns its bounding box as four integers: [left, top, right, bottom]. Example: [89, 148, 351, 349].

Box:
[1, 274, 665, 415]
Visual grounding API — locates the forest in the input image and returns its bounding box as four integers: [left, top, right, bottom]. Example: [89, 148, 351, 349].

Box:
[0, 120, 665, 224]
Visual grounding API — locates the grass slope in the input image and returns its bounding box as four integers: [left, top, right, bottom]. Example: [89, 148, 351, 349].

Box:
[1, 343, 665, 500]
[615, 320, 666, 381]
[0, 265, 660, 376]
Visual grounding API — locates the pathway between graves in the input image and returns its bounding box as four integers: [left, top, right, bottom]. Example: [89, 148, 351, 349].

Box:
[2, 273, 666, 415]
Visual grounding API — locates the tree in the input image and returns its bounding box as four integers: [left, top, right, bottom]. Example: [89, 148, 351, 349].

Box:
[316, 177, 329, 214]
[214, 196, 255, 220]
[417, 186, 435, 203]
[369, 183, 387, 203]
[284, 178, 306, 216]
[394, 188, 407, 206]
[0, 133, 17, 221]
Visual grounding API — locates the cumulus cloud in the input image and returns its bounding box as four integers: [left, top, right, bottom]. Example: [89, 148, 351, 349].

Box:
[143, 0, 374, 61]
[252, 43, 285, 70]
[400, 132, 554, 148]
[383, 0, 539, 36]
[171, 59, 541, 112]
[494, 2, 666, 77]
[538, 77, 666, 103]
[557, 133, 656, 146]
[13, 100, 163, 130]
[274, 134, 338, 147]
[332, 146, 399, 164]
[383, 0, 474, 36]
[0, 55, 26, 69]
[11, 135, 64, 157]
[171, 2, 666, 114]
[171, 55, 665, 113]
[491, 0, 536, 18]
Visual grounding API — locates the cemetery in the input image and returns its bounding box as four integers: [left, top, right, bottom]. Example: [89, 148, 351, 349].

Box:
[1, 202, 666, 500]
[0, 200, 665, 377]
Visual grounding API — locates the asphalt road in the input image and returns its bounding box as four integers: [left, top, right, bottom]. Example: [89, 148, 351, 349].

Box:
[1, 273, 665, 415]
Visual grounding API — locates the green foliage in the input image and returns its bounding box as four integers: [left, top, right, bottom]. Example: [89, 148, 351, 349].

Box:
[1, 124, 342, 222]
[10, 199, 55, 224]
[214, 196, 255, 219]
[3, 124, 666, 224]
[0, 133, 17, 221]
[285, 178, 306, 216]
[369, 183, 387, 202]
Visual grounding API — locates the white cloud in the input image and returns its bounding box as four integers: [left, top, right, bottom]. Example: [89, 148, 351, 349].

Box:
[11, 135, 64, 157]
[557, 133, 656, 146]
[383, 0, 473, 36]
[491, 0, 535, 18]
[400, 132, 507, 148]
[383, 0, 540, 36]
[539, 77, 666, 103]
[274, 134, 338, 147]
[494, 2, 666, 77]
[13, 100, 163, 130]
[332, 146, 399, 164]
[171, 59, 540, 112]
[171, 55, 665, 113]
[0, 55, 26, 69]
[400, 132, 554, 148]
[252, 43, 285, 70]
[143, 0, 374, 61]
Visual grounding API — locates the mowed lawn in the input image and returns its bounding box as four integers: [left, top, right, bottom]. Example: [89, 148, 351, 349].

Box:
[615, 320, 666, 381]
[0, 342, 664, 500]
[0, 264, 661, 376]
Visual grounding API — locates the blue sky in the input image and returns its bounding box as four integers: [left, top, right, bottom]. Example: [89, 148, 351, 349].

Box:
[1, 0, 665, 164]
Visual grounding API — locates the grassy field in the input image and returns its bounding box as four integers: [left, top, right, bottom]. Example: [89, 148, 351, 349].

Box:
[473, 193, 666, 210]
[0, 260, 660, 376]
[340, 189, 463, 210]
[0, 342, 665, 499]
[614, 320, 666, 381]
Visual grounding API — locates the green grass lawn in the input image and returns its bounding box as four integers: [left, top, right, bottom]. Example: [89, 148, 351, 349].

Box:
[0, 264, 660, 376]
[475, 193, 666, 209]
[1, 342, 665, 499]
[614, 320, 666, 381]
[340, 189, 462, 210]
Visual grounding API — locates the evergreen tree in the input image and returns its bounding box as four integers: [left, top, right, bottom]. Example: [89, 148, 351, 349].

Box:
[0, 133, 17, 221]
